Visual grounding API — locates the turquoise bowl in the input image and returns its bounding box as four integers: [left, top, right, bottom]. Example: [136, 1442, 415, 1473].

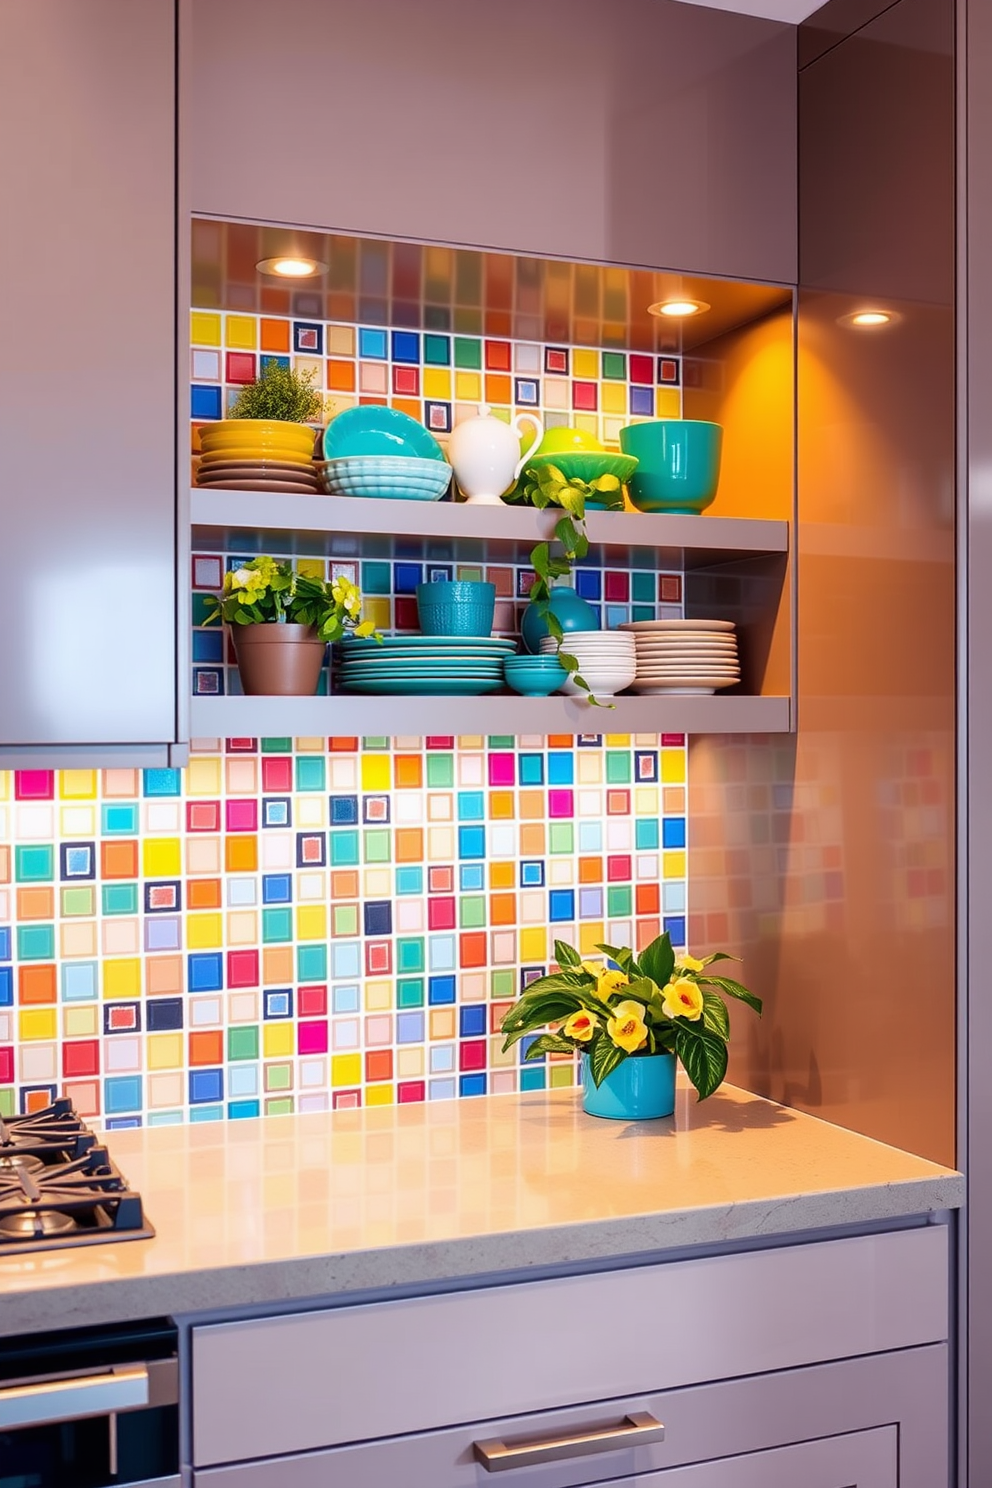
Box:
[504, 656, 566, 696]
[619, 420, 723, 515]
[416, 580, 495, 637]
[520, 585, 600, 654]
[581, 1053, 676, 1119]
[323, 406, 447, 461]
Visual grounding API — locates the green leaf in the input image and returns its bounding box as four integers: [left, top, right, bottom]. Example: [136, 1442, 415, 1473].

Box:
[595, 943, 634, 974]
[530, 542, 551, 578]
[701, 990, 731, 1040]
[675, 1025, 729, 1100]
[703, 951, 739, 964]
[623, 976, 658, 1008]
[523, 1032, 579, 1060]
[702, 976, 763, 1016]
[589, 1034, 626, 1088]
[553, 939, 581, 969]
[637, 932, 675, 990]
[592, 474, 620, 492]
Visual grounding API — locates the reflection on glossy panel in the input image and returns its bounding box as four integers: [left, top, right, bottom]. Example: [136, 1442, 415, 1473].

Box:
[690, 0, 955, 1168]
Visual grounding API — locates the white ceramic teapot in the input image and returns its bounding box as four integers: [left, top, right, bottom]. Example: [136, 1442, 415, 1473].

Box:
[447, 405, 544, 506]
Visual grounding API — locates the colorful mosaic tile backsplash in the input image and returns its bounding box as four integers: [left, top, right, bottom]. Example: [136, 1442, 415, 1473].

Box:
[189, 310, 682, 450]
[0, 737, 688, 1127]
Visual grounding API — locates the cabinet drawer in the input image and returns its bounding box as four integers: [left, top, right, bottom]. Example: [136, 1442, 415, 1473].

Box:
[194, 1345, 944, 1488]
[191, 1227, 947, 1468]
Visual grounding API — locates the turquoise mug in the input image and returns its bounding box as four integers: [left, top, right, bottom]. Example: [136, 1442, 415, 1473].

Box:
[619, 419, 723, 515]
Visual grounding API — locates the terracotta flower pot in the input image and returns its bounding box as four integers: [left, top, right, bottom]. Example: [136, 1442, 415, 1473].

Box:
[230, 623, 327, 696]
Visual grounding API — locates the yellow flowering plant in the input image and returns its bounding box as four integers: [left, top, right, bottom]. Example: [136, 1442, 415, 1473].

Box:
[205, 557, 379, 644]
[500, 931, 761, 1101]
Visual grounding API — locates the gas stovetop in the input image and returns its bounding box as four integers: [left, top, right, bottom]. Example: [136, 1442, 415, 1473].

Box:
[0, 1099, 154, 1253]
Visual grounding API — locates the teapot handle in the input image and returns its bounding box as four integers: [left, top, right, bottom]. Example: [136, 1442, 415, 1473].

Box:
[511, 413, 545, 482]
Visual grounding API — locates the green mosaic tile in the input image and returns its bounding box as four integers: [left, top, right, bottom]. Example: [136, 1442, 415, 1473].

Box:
[0, 1090, 14, 1118]
[332, 905, 358, 937]
[424, 333, 451, 366]
[228, 1025, 259, 1061]
[17, 924, 54, 961]
[297, 945, 327, 982]
[488, 736, 514, 748]
[295, 756, 326, 792]
[602, 351, 626, 380]
[61, 886, 95, 917]
[606, 752, 632, 784]
[549, 1064, 576, 1088]
[15, 845, 53, 883]
[607, 884, 633, 917]
[631, 604, 655, 622]
[265, 1065, 292, 1092]
[363, 829, 391, 863]
[491, 968, 515, 997]
[631, 571, 655, 603]
[102, 884, 138, 916]
[192, 593, 217, 626]
[362, 737, 389, 750]
[261, 737, 292, 752]
[454, 336, 482, 369]
[396, 938, 425, 974]
[397, 976, 425, 1007]
[263, 907, 292, 942]
[459, 896, 486, 928]
[549, 821, 574, 854]
[426, 754, 454, 788]
[265, 1096, 294, 1114]
[330, 830, 360, 866]
[360, 562, 392, 595]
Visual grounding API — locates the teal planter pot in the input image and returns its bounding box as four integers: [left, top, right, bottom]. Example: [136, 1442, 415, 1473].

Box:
[582, 1052, 676, 1120]
[520, 584, 599, 654]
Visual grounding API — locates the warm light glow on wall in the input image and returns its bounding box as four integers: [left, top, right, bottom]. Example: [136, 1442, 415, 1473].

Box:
[840, 309, 899, 329]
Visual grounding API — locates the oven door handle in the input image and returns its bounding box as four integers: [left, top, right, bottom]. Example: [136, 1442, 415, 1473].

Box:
[0, 1365, 149, 1429]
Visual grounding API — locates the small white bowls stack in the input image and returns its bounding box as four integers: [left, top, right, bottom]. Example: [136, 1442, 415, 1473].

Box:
[618, 619, 741, 695]
[538, 629, 637, 697]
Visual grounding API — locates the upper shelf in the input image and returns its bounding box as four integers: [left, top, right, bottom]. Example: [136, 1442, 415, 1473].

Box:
[189, 489, 789, 568]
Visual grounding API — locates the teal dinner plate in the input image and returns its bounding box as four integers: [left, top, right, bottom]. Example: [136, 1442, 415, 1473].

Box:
[340, 635, 516, 651]
[323, 406, 446, 462]
[339, 676, 505, 695]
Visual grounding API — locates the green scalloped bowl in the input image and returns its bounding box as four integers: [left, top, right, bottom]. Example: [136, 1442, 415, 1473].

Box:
[520, 451, 639, 509]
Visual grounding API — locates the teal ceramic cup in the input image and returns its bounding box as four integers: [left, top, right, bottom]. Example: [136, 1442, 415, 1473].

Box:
[619, 420, 723, 515]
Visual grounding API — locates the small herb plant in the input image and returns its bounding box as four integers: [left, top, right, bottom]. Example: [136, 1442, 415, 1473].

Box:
[205, 557, 379, 644]
[228, 362, 323, 424]
[515, 463, 624, 706]
[500, 931, 761, 1102]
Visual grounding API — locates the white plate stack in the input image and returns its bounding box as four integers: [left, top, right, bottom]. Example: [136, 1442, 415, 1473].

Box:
[618, 619, 741, 695]
[538, 630, 637, 696]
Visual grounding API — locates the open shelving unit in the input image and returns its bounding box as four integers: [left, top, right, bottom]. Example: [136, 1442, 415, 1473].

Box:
[189, 491, 793, 737]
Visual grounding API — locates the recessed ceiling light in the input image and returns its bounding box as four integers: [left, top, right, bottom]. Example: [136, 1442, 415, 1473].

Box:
[841, 309, 896, 328]
[256, 256, 326, 278]
[648, 298, 710, 318]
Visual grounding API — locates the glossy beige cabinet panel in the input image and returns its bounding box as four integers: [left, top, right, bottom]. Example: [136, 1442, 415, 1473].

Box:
[690, 0, 955, 1168]
[187, 0, 796, 284]
[0, 0, 177, 757]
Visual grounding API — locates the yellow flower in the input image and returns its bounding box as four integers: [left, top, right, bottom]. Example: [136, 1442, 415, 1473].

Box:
[597, 968, 629, 1001]
[677, 954, 705, 974]
[606, 999, 648, 1053]
[563, 1010, 597, 1043]
[353, 619, 376, 638]
[662, 977, 704, 1022]
[580, 960, 602, 978]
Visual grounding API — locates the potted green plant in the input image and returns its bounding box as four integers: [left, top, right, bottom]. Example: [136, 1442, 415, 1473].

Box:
[514, 463, 623, 704]
[205, 557, 379, 696]
[198, 362, 325, 467]
[500, 931, 761, 1119]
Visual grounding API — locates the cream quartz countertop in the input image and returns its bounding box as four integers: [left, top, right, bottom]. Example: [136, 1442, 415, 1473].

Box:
[0, 1084, 962, 1335]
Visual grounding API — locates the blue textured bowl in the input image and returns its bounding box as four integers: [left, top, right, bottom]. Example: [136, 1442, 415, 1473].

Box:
[416, 581, 496, 638]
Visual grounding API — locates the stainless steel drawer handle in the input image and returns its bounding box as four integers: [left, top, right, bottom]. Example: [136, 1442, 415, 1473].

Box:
[0, 1365, 149, 1430]
[473, 1411, 666, 1471]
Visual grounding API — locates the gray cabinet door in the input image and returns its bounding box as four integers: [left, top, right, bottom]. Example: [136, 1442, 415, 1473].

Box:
[0, 0, 177, 761]
[596, 1429, 896, 1485]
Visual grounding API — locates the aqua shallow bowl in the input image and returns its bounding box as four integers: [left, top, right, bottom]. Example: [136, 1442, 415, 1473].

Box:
[504, 655, 566, 696]
[581, 1053, 676, 1120]
[323, 406, 447, 461]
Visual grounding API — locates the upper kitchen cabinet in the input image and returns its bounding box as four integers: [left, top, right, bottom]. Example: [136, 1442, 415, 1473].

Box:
[0, 0, 180, 765]
[187, 0, 797, 287]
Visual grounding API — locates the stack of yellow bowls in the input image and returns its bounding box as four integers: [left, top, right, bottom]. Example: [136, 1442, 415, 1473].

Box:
[195, 419, 319, 494]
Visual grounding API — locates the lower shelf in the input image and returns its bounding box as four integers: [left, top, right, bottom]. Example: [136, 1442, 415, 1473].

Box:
[188, 693, 791, 738]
